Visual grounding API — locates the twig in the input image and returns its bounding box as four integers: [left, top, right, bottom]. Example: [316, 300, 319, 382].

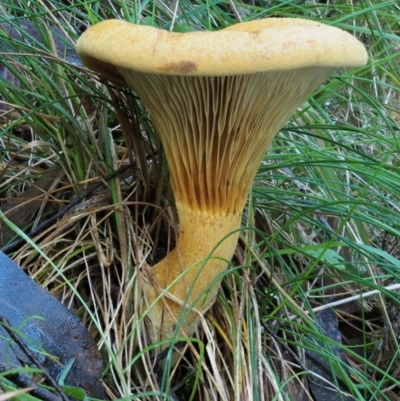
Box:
[288, 283, 400, 320]
[1, 163, 135, 254]
[0, 362, 62, 401]
[0, 317, 67, 401]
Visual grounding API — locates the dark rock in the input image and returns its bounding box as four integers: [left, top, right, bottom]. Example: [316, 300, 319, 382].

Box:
[0, 251, 104, 399]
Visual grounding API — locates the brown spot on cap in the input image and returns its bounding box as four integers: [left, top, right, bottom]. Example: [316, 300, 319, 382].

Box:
[159, 61, 197, 73]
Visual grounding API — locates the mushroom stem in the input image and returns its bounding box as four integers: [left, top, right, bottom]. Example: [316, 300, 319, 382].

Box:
[128, 70, 332, 344]
[75, 17, 367, 350]
[143, 203, 241, 341]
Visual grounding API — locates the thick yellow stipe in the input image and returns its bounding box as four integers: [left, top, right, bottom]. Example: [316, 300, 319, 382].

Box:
[143, 202, 241, 342]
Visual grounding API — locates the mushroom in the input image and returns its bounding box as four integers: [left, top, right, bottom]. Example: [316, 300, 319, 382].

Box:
[76, 18, 367, 345]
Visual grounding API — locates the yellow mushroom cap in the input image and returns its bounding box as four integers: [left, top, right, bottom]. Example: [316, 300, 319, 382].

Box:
[76, 18, 367, 83]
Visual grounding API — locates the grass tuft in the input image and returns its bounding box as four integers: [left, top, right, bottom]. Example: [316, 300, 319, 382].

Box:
[1, 1, 399, 400]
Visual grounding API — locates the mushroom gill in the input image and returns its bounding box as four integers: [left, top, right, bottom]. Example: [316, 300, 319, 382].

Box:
[124, 69, 331, 341]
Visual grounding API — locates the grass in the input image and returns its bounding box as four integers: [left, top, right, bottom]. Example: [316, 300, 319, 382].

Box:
[1, 0, 399, 400]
